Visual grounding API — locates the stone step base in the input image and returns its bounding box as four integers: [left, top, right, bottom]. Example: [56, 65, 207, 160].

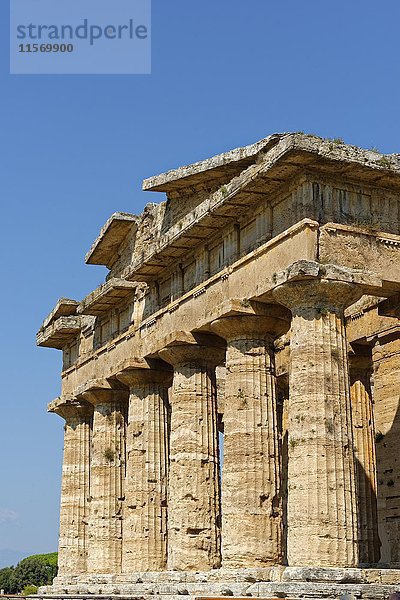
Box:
[34, 583, 400, 599]
[34, 597, 297, 600]
[34, 597, 294, 600]
[36, 568, 400, 599]
[33, 586, 399, 600]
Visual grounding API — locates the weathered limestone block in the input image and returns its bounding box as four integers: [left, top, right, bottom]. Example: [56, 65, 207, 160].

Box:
[273, 278, 362, 567]
[349, 353, 380, 564]
[210, 307, 289, 567]
[159, 334, 225, 571]
[116, 362, 172, 572]
[50, 398, 93, 575]
[81, 387, 128, 574]
[372, 333, 400, 567]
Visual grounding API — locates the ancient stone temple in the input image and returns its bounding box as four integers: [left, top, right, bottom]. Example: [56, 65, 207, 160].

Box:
[37, 133, 400, 599]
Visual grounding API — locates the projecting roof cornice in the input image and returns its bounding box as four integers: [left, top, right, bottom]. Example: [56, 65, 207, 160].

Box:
[143, 132, 400, 192]
[77, 278, 138, 316]
[142, 133, 282, 192]
[37, 299, 95, 349]
[85, 212, 139, 269]
[36, 315, 84, 349]
[40, 298, 79, 330]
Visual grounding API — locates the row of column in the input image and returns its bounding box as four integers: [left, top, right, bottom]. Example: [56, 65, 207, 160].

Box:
[55, 278, 384, 575]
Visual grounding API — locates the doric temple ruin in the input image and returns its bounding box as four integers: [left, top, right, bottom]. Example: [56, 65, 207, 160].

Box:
[37, 133, 400, 599]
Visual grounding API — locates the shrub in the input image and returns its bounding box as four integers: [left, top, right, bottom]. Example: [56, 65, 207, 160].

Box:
[23, 584, 38, 596]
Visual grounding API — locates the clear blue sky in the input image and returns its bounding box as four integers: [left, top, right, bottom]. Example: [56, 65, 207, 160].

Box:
[0, 0, 399, 567]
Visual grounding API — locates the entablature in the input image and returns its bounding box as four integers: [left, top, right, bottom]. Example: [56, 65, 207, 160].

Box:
[346, 295, 400, 348]
[56, 215, 400, 397]
[378, 293, 400, 319]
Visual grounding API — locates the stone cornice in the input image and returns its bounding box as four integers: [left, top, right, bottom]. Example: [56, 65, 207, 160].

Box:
[143, 132, 400, 193]
[39, 298, 79, 331]
[36, 315, 86, 349]
[85, 212, 139, 269]
[142, 133, 282, 192]
[77, 278, 138, 316]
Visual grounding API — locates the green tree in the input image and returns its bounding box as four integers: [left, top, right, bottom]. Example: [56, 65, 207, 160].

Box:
[0, 566, 16, 594]
[8, 553, 58, 593]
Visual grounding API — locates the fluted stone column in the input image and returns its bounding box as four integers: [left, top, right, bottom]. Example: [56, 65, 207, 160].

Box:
[372, 333, 400, 567]
[116, 362, 172, 572]
[159, 334, 225, 571]
[349, 354, 380, 564]
[50, 397, 92, 575]
[210, 307, 289, 567]
[82, 386, 128, 574]
[274, 279, 361, 567]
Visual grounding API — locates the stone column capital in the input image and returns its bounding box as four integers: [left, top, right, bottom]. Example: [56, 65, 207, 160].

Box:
[349, 352, 372, 374]
[158, 331, 225, 369]
[48, 396, 93, 422]
[210, 303, 290, 341]
[273, 278, 362, 315]
[76, 380, 128, 406]
[115, 358, 172, 388]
